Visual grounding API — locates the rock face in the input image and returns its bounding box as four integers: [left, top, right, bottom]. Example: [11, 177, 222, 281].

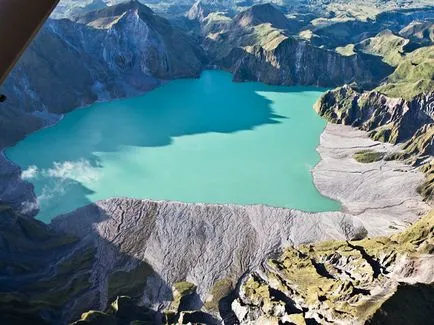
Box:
[219, 38, 393, 87]
[315, 86, 434, 144]
[231, 210, 434, 324]
[186, 1, 210, 22]
[202, 4, 393, 88]
[0, 1, 204, 148]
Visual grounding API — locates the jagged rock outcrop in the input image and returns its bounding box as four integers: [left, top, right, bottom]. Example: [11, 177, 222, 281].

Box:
[0, 1, 205, 148]
[219, 37, 392, 87]
[231, 209, 434, 324]
[400, 21, 434, 46]
[314, 44, 433, 203]
[203, 4, 393, 87]
[186, 1, 210, 22]
[315, 86, 434, 144]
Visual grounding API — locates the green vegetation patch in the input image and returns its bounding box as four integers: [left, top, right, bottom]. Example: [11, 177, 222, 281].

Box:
[204, 278, 233, 311]
[376, 45, 434, 99]
[108, 262, 154, 300]
[353, 150, 385, 163]
[335, 44, 356, 56]
[417, 163, 433, 203]
[173, 281, 197, 297]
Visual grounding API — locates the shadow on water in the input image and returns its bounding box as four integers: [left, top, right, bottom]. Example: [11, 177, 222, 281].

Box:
[5, 71, 327, 221]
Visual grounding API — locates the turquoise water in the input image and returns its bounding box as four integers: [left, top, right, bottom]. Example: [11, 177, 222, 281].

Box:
[6, 70, 339, 222]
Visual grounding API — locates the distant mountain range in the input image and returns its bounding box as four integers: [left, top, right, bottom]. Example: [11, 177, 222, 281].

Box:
[52, 0, 434, 19]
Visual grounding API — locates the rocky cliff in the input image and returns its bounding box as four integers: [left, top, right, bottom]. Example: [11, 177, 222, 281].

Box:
[200, 4, 394, 88]
[314, 86, 433, 145]
[219, 38, 393, 88]
[314, 44, 433, 203]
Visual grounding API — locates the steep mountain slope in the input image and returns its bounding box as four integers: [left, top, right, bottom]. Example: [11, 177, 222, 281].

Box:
[202, 4, 393, 87]
[186, 0, 210, 22]
[219, 37, 393, 87]
[202, 3, 297, 60]
[376, 45, 434, 99]
[0, 1, 204, 148]
[400, 21, 434, 45]
[353, 30, 415, 66]
[315, 45, 434, 203]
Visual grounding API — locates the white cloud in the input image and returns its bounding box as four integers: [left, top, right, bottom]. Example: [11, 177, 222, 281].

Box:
[20, 200, 39, 214]
[21, 159, 100, 208]
[44, 159, 100, 184]
[21, 165, 39, 180]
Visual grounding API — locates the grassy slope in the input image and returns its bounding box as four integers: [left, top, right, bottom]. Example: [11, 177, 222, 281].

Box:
[239, 209, 434, 323]
[376, 46, 434, 100]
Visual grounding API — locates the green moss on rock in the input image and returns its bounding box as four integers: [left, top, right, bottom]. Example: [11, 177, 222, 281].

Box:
[353, 150, 385, 163]
[108, 262, 154, 300]
[204, 278, 233, 311]
[169, 281, 197, 312]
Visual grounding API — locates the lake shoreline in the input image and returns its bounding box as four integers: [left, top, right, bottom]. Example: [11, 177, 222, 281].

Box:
[6, 71, 338, 221]
[0, 77, 430, 232]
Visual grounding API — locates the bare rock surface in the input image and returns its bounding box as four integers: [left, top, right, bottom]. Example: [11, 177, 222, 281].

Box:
[0, 153, 37, 217]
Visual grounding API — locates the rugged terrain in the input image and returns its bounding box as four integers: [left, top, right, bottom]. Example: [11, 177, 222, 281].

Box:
[0, 1, 433, 324]
[232, 209, 434, 324]
[0, 123, 430, 325]
[315, 45, 434, 204]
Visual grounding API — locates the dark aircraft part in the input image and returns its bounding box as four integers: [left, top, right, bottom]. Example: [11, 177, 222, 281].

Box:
[0, 0, 60, 86]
